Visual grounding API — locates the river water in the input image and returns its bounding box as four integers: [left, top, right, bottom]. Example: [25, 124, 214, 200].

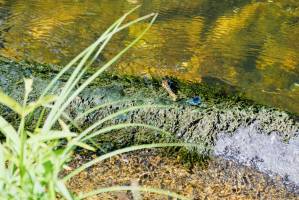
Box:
[0, 0, 298, 114]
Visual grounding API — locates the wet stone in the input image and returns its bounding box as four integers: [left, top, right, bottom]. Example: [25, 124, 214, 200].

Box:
[215, 123, 299, 192]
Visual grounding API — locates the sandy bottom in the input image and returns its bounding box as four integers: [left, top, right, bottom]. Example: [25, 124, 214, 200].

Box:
[66, 150, 298, 200]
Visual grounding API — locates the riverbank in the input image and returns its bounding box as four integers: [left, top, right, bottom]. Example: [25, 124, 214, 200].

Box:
[0, 56, 299, 196]
[66, 149, 298, 200]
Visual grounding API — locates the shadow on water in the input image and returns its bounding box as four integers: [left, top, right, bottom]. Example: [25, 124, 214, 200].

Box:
[0, 0, 298, 114]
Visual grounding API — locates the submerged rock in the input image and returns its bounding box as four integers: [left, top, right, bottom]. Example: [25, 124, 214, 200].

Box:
[215, 123, 299, 193]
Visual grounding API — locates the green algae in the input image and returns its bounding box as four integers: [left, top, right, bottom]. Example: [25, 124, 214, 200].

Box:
[0, 55, 294, 114]
[0, 56, 298, 165]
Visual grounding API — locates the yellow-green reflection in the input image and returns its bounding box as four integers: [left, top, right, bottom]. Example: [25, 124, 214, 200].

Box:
[0, 0, 298, 114]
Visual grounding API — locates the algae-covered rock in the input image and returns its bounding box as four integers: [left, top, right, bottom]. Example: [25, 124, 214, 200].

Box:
[0, 55, 298, 146]
[0, 56, 299, 191]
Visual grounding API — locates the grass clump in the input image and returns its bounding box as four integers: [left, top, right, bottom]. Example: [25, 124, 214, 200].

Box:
[0, 7, 196, 200]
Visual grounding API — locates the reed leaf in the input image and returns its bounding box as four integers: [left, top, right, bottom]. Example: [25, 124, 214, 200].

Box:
[0, 90, 23, 115]
[50, 14, 158, 132]
[74, 98, 140, 122]
[0, 115, 20, 153]
[78, 185, 192, 200]
[77, 104, 170, 141]
[63, 143, 199, 181]
[82, 123, 173, 142]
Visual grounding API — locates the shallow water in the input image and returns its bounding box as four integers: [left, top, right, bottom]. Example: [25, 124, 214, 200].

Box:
[0, 0, 298, 114]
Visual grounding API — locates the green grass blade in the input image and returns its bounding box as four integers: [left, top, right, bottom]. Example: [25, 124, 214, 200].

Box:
[115, 13, 157, 33]
[42, 14, 126, 132]
[78, 186, 191, 200]
[73, 142, 96, 152]
[40, 47, 89, 98]
[61, 111, 101, 150]
[82, 123, 173, 142]
[28, 131, 76, 143]
[81, 13, 157, 72]
[131, 181, 142, 200]
[63, 143, 199, 181]
[74, 98, 141, 121]
[54, 14, 158, 130]
[56, 180, 74, 200]
[60, 105, 171, 162]
[0, 144, 5, 186]
[58, 105, 171, 162]
[78, 9, 154, 74]
[42, 46, 102, 132]
[77, 104, 170, 141]
[39, 6, 141, 98]
[24, 95, 56, 116]
[0, 90, 23, 115]
[0, 115, 20, 153]
[42, 7, 141, 132]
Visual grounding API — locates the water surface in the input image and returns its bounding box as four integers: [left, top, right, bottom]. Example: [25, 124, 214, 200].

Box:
[0, 0, 298, 113]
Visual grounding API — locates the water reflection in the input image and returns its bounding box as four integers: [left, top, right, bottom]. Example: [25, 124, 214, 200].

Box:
[0, 0, 298, 114]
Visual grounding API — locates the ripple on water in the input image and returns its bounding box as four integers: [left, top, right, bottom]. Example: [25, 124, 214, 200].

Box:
[0, 0, 298, 114]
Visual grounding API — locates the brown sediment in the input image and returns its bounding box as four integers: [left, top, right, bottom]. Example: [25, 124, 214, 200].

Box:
[66, 149, 298, 200]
